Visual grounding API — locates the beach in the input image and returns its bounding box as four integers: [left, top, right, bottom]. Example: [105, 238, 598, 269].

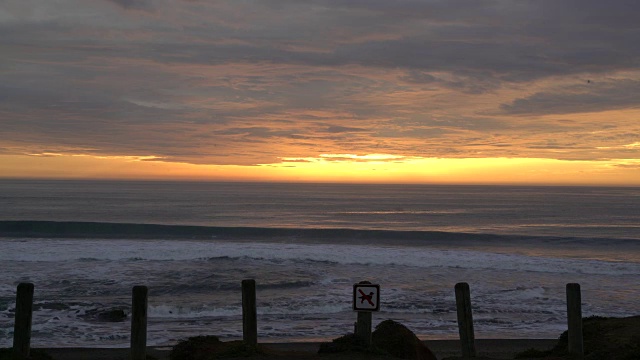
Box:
[39, 339, 559, 359]
[1, 182, 639, 352]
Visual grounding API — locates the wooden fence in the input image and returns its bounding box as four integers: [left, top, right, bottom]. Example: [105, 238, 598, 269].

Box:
[8, 280, 585, 360]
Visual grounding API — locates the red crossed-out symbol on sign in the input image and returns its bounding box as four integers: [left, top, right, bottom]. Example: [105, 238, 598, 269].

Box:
[358, 289, 375, 306]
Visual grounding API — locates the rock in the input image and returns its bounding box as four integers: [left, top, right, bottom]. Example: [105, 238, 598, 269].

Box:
[514, 315, 640, 359]
[0, 348, 54, 360]
[169, 336, 263, 360]
[318, 333, 371, 354]
[81, 307, 128, 322]
[319, 320, 437, 359]
[372, 319, 438, 360]
[97, 309, 127, 322]
[170, 335, 222, 360]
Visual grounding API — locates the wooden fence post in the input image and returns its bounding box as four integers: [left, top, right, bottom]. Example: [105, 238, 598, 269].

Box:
[131, 285, 148, 360]
[242, 279, 257, 346]
[566, 283, 584, 359]
[354, 280, 376, 347]
[13, 283, 34, 360]
[355, 311, 373, 346]
[455, 282, 476, 358]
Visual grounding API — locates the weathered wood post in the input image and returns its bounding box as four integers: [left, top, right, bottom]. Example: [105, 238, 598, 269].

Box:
[242, 279, 257, 346]
[455, 282, 476, 358]
[355, 311, 373, 346]
[353, 281, 379, 347]
[131, 285, 148, 360]
[13, 282, 34, 360]
[566, 283, 584, 359]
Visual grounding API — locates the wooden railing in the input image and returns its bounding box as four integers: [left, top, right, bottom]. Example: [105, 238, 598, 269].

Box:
[8, 280, 585, 360]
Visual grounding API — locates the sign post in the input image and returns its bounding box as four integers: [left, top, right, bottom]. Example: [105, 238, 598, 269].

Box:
[353, 281, 380, 347]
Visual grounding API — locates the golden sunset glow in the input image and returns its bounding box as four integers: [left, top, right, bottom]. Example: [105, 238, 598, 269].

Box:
[1, 1, 639, 185]
[2, 153, 639, 186]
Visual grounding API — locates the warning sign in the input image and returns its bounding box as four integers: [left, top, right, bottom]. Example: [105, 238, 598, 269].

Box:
[353, 283, 380, 311]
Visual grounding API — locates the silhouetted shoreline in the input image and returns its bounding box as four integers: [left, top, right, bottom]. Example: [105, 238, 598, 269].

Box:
[34, 339, 559, 359]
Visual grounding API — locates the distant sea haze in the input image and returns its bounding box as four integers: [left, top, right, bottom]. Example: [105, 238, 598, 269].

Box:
[1, 180, 639, 347]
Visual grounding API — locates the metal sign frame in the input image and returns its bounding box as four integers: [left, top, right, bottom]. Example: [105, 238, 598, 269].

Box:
[353, 283, 380, 311]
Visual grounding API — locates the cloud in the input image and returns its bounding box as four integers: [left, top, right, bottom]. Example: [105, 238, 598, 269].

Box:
[613, 163, 640, 169]
[1, 0, 639, 169]
[399, 70, 501, 94]
[6, 0, 634, 82]
[501, 79, 640, 115]
[104, 0, 152, 11]
[322, 126, 368, 133]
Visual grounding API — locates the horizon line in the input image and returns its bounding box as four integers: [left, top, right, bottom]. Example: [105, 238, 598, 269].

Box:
[1, 176, 639, 188]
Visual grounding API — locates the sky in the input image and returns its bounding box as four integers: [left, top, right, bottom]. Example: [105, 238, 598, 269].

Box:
[1, 0, 639, 185]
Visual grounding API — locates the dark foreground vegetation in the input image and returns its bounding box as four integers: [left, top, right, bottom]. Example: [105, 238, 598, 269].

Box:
[513, 315, 640, 360]
[168, 320, 435, 360]
[1, 316, 638, 359]
[0, 348, 54, 360]
[166, 316, 640, 360]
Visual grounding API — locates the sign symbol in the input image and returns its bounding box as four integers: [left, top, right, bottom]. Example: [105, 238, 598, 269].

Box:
[353, 283, 380, 312]
[358, 289, 375, 306]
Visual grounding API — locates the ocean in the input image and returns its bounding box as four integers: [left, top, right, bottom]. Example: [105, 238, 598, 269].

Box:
[1, 180, 639, 348]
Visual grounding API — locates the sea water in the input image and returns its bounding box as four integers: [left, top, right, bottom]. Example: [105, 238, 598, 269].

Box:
[0, 180, 639, 347]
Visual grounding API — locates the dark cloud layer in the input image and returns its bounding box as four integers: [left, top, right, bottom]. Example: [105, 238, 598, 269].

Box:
[501, 80, 640, 115]
[104, 0, 151, 10]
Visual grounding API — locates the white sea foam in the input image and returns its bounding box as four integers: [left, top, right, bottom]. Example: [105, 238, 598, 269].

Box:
[2, 238, 637, 276]
[149, 304, 242, 318]
[2, 236, 638, 348]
